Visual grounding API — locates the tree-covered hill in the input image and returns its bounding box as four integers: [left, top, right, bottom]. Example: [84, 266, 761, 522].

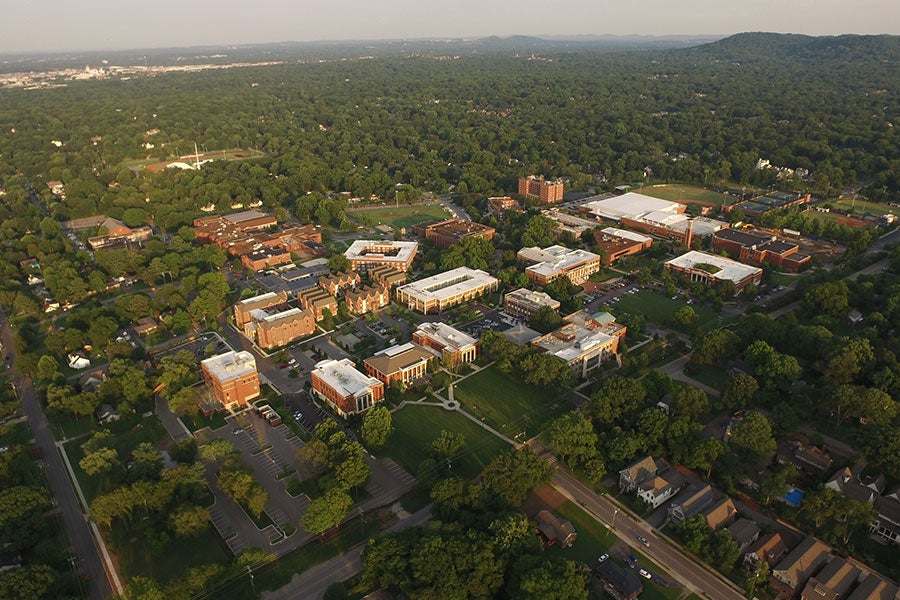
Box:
[683, 31, 900, 63]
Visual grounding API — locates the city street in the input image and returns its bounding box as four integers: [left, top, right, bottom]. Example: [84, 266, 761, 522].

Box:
[1, 309, 117, 599]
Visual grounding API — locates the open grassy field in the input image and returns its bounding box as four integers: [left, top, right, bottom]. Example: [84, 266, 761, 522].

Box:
[638, 184, 731, 207]
[830, 196, 897, 217]
[349, 204, 451, 229]
[453, 366, 558, 437]
[612, 291, 720, 330]
[111, 525, 231, 584]
[804, 209, 876, 230]
[378, 404, 512, 479]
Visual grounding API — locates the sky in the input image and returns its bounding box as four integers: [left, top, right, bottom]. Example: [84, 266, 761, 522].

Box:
[3, 0, 899, 54]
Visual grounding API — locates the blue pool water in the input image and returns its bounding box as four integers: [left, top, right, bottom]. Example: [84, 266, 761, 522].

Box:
[783, 488, 805, 507]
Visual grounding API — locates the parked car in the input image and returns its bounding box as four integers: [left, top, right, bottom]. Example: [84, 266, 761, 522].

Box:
[597, 553, 609, 563]
[638, 536, 650, 548]
[639, 569, 651, 580]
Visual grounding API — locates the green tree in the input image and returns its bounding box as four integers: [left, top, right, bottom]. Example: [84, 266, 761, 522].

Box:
[361, 405, 393, 447]
[79, 447, 119, 476]
[0, 564, 57, 600]
[672, 305, 697, 327]
[729, 411, 776, 458]
[512, 558, 588, 600]
[481, 448, 553, 507]
[528, 305, 563, 334]
[543, 412, 597, 466]
[170, 504, 211, 537]
[591, 376, 645, 424]
[300, 488, 353, 534]
[802, 281, 849, 319]
[691, 329, 739, 366]
[431, 430, 465, 459]
[721, 373, 758, 410]
[759, 463, 797, 506]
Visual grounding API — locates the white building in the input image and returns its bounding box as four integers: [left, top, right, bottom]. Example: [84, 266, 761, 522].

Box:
[664, 250, 763, 291]
[396, 267, 498, 314]
[517, 245, 601, 285]
[343, 240, 418, 272]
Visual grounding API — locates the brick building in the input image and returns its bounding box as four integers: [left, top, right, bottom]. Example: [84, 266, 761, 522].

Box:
[234, 291, 289, 327]
[298, 288, 338, 321]
[665, 251, 763, 292]
[200, 351, 260, 408]
[419, 219, 496, 248]
[412, 322, 478, 367]
[396, 267, 499, 314]
[252, 307, 316, 350]
[364, 342, 434, 386]
[518, 176, 564, 203]
[311, 358, 384, 417]
[503, 288, 561, 320]
[344, 240, 418, 273]
[518, 245, 602, 286]
[369, 265, 407, 289]
[712, 228, 810, 273]
[592, 228, 653, 265]
[345, 283, 390, 315]
[318, 271, 361, 296]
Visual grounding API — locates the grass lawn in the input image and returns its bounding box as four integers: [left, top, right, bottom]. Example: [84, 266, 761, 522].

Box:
[64, 416, 169, 504]
[638, 184, 731, 207]
[830, 196, 896, 218]
[765, 271, 805, 287]
[111, 525, 230, 584]
[185, 410, 229, 433]
[50, 414, 95, 440]
[685, 364, 729, 392]
[453, 367, 558, 437]
[613, 291, 720, 331]
[588, 270, 618, 283]
[378, 404, 511, 479]
[350, 204, 451, 229]
[546, 501, 617, 564]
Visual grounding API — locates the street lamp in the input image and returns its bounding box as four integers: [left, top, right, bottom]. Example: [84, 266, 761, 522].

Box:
[247, 565, 256, 596]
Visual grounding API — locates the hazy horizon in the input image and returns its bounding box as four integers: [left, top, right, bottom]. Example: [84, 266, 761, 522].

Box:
[3, 0, 899, 55]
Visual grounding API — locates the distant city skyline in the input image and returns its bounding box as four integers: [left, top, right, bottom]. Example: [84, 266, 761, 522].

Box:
[2, 0, 899, 54]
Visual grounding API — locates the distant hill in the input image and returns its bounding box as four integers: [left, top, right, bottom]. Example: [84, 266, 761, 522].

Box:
[682, 31, 900, 63]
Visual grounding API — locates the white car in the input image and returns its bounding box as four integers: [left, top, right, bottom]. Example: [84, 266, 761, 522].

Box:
[639, 568, 651, 580]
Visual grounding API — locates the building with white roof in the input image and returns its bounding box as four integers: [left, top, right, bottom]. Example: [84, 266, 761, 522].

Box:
[503, 288, 561, 319]
[344, 240, 418, 273]
[581, 192, 684, 221]
[201, 350, 260, 407]
[311, 358, 384, 417]
[517, 245, 601, 286]
[413, 321, 478, 366]
[531, 321, 623, 378]
[396, 267, 499, 314]
[234, 291, 289, 327]
[664, 251, 763, 292]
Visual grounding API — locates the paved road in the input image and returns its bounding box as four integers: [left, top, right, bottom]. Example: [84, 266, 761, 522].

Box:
[261, 505, 432, 600]
[657, 355, 721, 398]
[1, 310, 114, 600]
[527, 441, 744, 600]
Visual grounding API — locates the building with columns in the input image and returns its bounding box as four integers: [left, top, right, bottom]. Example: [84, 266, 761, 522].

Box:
[311, 358, 384, 417]
[412, 321, 478, 367]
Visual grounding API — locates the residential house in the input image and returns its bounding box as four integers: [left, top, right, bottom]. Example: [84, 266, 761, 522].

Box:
[871, 495, 900, 545]
[770, 538, 831, 598]
[778, 441, 833, 475]
[668, 484, 717, 524]
[637, 475, 681, 509]
[594, 560, 643, 600]
[132, 316, 159, 336]
[619, 456, 662, 493]
[703, 497, 738, 531]
[825, 465, 885, 504]
[847, 574, 898, 600]
[728, 518, 761, 553]
[96, 404, 120, 425]
[800, 557, 861, 600]
[534, 510, 577, 548]
[744, 532, 787, 571]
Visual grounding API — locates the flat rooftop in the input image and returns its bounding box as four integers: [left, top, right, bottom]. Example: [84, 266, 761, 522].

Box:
[313, 358, 380, 399]
[398, 267, 498, 302]
[666, 250, 762, 284]
[533, 323, 616, 363]
[600, 227, 653, 244]
[505, 288, 560, 309]
[519, 245, 600, 277]
[414, 321, 477, 351]
[582, 192, 683, 221]
[345, 240, 418, 262]
[223, 210, 273, 224]
[202, 350, 257, 382]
